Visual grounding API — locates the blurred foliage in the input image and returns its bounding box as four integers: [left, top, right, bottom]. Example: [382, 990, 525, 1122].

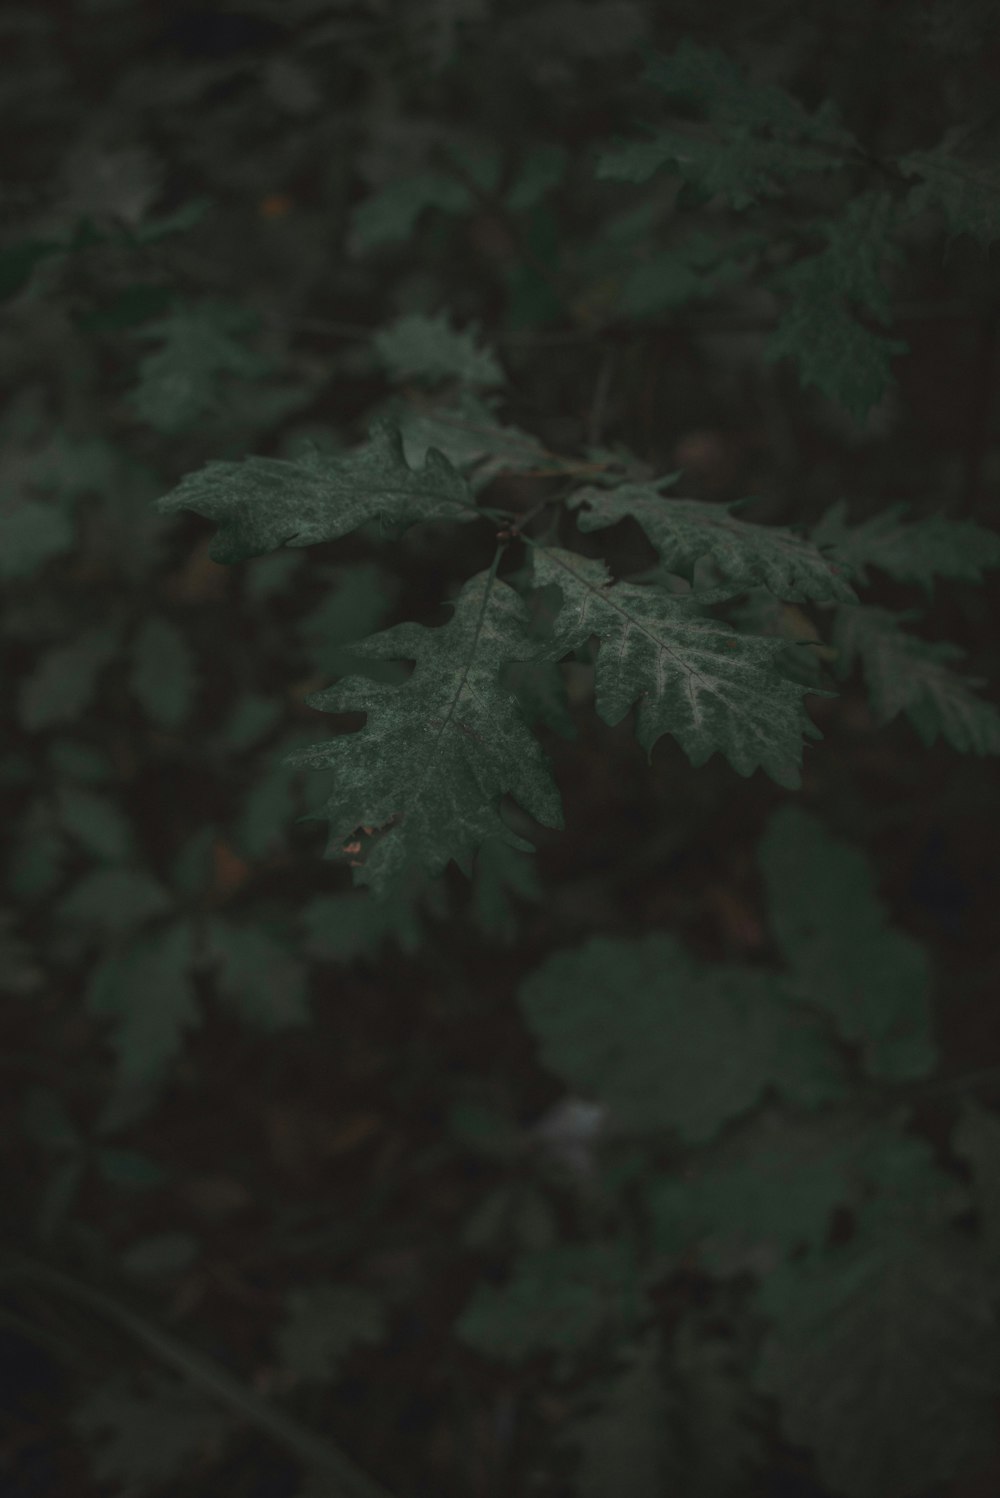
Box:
[2, 3, 1000, 1497]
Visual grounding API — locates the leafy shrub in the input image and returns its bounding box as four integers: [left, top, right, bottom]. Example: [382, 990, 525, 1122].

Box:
[3, 5, 1000, 1497]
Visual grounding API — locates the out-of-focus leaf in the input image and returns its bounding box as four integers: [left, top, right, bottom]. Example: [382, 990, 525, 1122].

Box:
[373, 311, 504, 388]
[57, 866, 173, 939]
[55, 784, 135, 862]
[518, 931, 845, 1144]
[759, 804, 937, 1081]
[275, 1283, 386, 1383]
[18, 624, 122, 731]
[206, 919, 310, 1029]
[128, 615, 198, 730]
[128, 298, 272, 433]
[0, 497, 74, 578]
[85, 921, 198, 1085]
[74, 1373, 232, 1489]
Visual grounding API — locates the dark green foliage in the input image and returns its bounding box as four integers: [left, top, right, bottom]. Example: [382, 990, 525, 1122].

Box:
[4, 7, 1000, 1498]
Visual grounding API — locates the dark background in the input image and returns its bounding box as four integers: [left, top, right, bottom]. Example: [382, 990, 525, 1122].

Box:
[2, 1, 1000, 1494]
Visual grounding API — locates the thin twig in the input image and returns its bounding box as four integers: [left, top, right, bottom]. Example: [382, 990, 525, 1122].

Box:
[0, 1250, 397, 1498]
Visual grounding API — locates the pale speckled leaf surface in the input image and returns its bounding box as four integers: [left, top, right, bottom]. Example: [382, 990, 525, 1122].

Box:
[529, 546, 832, 787]
[284, 568, 565, 896]
[568, 484, 856, 602]
[155, 417, 480, 564]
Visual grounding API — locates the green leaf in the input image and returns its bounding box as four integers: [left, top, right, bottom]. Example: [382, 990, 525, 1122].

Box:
[56, 866, 173, 939]
[55, 784, 135, 862]
[616, 228, 761, 318]
[394, 389, 558, 493]
[131, 195, 212, 244]
[720, 591, 833, 688]
[662, 1314, 766, 1498]
[752, 1214, 1000, 1498]
[6, 802, 68, 901]
[501, 657, 579, 740]
[463, 1184, 531, 1249]
[898, 128, 1000, 248]
[212, 376, 317, 436]
[85, 921, 198, 1085]
[782, 190, 903, 318]
[275, 1283, 386, 1383]
[456, 1241, 635, 1368]
[169, 826, 216, 898]
[529, 547, 833, 788]
[297, 560, 399, 675]
[832, 605, 1000, 754]
[373, 311, 504, 388]
[597, 43, 855, 209]
[759, 805, 937, 1082]
[567, 484, 857, 602]
[349, 171, 473, 253]
[214, 692, 284, 752]
[0, 235, 65, 301]
[128, 298, 272, 433]
[639, 39, 856, 145]
[128, 615, 198, 730]
[557, 1336, 669, 1498]
[764, 286, 907, 423]
[74, 1374, 232, 1490]
[3, 427, 120, 503]
[762, 190, 908, 421]
[0, 497, 74, 579]
[156, 417, 479, 564]
[505, 143, 569, 210]
[518, 932, 846, 1143]
[855, 1130, 969, 1228]
[232, 763, 299, 859]
[299, 883, 431, 963]
[46, 739, 114, 785]
[646, 1102, 894, 1277]
[470, 834, 544, 942]
[243, 549, 304, 602]
[18, 623, 122, 731]
[284, 567, 565, 896]
[206, 919, 310, 1030]
[811, 500, 1000, 593]
[597, 126, 844, 209]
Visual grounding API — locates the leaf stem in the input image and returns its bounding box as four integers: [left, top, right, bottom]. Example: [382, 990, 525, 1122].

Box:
[0, 1249, 398, 1498]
